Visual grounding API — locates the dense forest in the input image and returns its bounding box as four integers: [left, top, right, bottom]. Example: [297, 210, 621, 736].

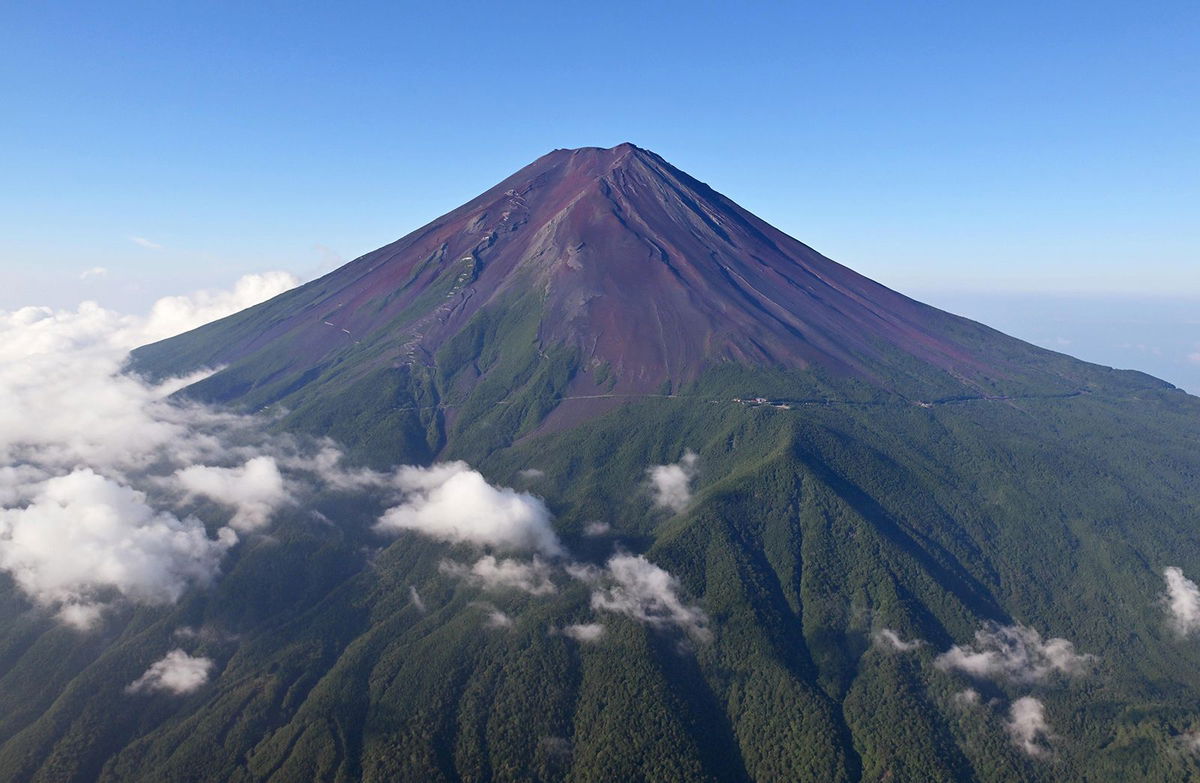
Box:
[3, 354, 1200, 781]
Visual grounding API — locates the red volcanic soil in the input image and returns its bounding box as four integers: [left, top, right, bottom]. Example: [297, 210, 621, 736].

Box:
[364, 144, 979, 385]
[141, 143, 1088, 418]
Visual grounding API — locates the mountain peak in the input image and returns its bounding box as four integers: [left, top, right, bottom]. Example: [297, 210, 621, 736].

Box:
[550, 141, 642, 157]
[134, 145, 1096, 434]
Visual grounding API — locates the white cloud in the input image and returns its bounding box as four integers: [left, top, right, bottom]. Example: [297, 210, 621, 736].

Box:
[79, 266, 108, 280]
[126, 649, 213, 695]
[276, 445, 396, 494]
[140, 271, 298, 342]
[0, 272, 298, 628]
[873, 628, 924, 652]
[130, 236, 163, 250]
[564, 561, 603, 583]
[0, 272, 298, 474]
[517, 468, 545, 480]
[583, 521, 611, 537]
[483, 607, 513, 629]
[1162, 567, 1200, 636]
[0, 269, 573, 634]
[590, 554, 710, 643]
[952, 688, 981, 709]
[1006, 696, 1055, 757]
[439, 555, 557, 596]
[378, 462, 563, 556]
[173, 625, 238, 643]
[934, 623, 1094, 684]
[648, 450, 698, 512]
[561, 622, 605, 643]
[0, 350, 195, 473]
[175, 456, 288, 531]
[59, 604, 105, 630]
[585, 518, 614, 538]
[408, 585, 426, 613]
[0, 470, 236, 628]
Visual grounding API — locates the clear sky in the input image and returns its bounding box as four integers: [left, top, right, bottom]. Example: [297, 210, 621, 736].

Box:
[2, 2, 1196, 382]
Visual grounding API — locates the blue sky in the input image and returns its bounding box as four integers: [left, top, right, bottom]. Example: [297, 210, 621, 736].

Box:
[1, 2, 1196, 386]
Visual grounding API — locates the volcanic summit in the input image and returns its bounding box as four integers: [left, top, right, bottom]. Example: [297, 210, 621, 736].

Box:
[135, 143, 1110, 436]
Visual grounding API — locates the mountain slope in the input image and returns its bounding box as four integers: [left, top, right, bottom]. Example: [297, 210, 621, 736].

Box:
[129, 143, 1154, 463]
[2, 145, 1199, 782]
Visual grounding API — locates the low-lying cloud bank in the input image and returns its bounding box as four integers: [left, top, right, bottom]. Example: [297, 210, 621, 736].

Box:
[0, 273, 566, 629]
[934, 623, 1094, 684]
[1, 275, 714, 656]
[126, 649, 214, 695]
[0, 470, 236, 629]
[0, 274, 297, 626]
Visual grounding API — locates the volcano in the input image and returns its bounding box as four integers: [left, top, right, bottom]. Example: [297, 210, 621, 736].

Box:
[145, 143, 1001, 389]
[131, 143, 1126, 453]
[5, 146, 1200, 782]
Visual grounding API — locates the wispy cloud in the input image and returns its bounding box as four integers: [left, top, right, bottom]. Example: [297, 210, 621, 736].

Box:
[79, 266, 108, 280]
[313, 243, 345, 271]
[952, 688, 981, 709]
[475, 605, 513, 629]
[408, 585, 426, 613]
[175, 456, 288, 531]
[588, 554, 710, 642]
[648, 450, 698, 512]
[934, 623, 1094, 684]
[873, 628, 924, 652]
[143, 271, 298, 340]
[0, 272, 367, 628]
[482, 606, 513, 629]
[1006, 696, 1055, 757]
[126, 649, 214, 695]
[129, 236, 164, 250]
[173, 625, 238, 644]
[439, 555, 557, 595]
[560, 622, 605, 643]
[1162, 567, 1200, 636]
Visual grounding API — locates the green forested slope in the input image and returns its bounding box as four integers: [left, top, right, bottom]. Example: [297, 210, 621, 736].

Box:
[2, 359, 1199, 781]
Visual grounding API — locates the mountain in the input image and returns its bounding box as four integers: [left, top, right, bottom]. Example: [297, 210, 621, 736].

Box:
[3, 145, 1200, 782]
[129, 143, 1142, 463]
